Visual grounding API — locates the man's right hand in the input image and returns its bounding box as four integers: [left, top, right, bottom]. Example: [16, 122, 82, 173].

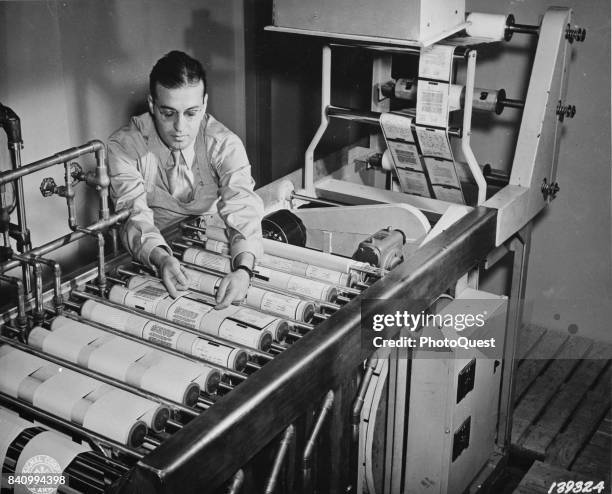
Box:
[151, 248, 189, 298]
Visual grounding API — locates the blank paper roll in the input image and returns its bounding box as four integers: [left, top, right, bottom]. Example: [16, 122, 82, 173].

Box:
[87, 337, 148, 382]
[465, 12, 508, 40]
[82, 388, 166, 442]
[0, 407, 32, 468]
[0, 347, 48, 398]
[81, 299, 148, 338]
[35, 317, 217, 404]
[32, 371, 100, 422]
[14, 430, 91, 494]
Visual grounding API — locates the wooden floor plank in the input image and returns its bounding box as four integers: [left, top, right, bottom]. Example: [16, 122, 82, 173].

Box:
[512, 461, 597, 494]
[512, 336, 593, 445]
[514, 331, 568, 402]
[516, 325, 547, 361]
[572, 441, 611, 482]
[520, 345, 612, 457]
[545, 367, 612, 468]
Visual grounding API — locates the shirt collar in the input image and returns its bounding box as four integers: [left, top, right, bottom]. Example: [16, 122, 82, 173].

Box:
[132, 113, 200, 169]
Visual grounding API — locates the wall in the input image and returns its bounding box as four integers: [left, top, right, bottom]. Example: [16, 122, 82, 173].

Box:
[0, 0, 247, 277]
[466, 0, 611, 342]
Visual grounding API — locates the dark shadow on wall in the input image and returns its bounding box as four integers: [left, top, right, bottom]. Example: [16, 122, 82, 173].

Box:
[185, 6, 237, 120]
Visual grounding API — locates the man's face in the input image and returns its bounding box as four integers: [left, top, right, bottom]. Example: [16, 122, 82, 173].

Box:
[148, 81, 207, 151]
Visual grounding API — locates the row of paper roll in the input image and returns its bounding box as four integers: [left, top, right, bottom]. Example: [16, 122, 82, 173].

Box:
[79, 299, 248, 371]
[195, 223, 368, 284]
[178, 266, 317, 323]
[0, 345, 168, 447]
[110, 275, 286, 349]
[28, 316, 220, 402]
[181, 247, 339, 302]
[0, 406, 91, 494]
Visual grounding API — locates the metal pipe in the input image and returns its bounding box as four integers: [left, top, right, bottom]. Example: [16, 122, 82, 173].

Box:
[0, 392, 144, 459]
[0, 209, 130, 274]
[64, 161, 78, 230]
[351, 357, 379, 442]
[226, 469, 245, 494]
[264, 425, 295, 494]
[327, 105, 463, 138]
[0, 140, 106, 187]
[0, 273, 27, 332]
[0, 334, 198, 417]
[34, 256, 64, 314]
[302, 390, 334, 494]
[10, 253, 44, 324]
[77, 227, 106, 295]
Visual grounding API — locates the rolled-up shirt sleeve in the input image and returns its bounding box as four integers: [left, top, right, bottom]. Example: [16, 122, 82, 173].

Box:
[212, 133, 264, 263]
[107, 132, 171, 267]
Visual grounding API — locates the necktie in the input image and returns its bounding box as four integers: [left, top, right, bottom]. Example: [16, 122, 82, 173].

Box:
[168, 150, 194, 202]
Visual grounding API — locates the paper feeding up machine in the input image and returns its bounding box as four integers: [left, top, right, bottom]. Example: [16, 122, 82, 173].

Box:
[0, 0, 585, 492]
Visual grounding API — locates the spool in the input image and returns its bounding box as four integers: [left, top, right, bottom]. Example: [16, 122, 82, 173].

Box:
[465, 12, 510, 41]
[262, 209, 307, 246]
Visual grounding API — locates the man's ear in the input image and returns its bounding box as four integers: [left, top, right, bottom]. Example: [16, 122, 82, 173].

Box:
[147, 95, 155, 115]
[203, 93, 209, 113]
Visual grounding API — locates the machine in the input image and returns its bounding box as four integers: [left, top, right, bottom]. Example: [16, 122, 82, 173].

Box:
[0, 1, 584, 493]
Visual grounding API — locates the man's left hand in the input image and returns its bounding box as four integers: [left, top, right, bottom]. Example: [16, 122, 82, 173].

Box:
[215, 269, 250, 309]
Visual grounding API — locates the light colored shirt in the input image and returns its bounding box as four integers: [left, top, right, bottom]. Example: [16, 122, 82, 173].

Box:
[107, 112, 264, 267]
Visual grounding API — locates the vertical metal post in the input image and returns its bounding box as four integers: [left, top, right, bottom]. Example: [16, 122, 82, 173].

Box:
[497, 223, 532, 449]
[304, 45, 331, 195]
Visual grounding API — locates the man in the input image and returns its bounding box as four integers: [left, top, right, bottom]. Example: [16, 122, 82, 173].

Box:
[108, 51, 263, 309]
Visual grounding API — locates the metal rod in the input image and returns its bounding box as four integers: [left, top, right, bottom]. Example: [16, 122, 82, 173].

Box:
[500, 97, 525, 109]
[0, 392, 144, 459]
[507, 22, 540, 36]
[264, 425, 295, 494]
[302, 390, 334, 494]
[289, 192, 342, 207]
[0, 209, 130, 274]
[0, 334, 197, 417]
[327, 105, 462, 137]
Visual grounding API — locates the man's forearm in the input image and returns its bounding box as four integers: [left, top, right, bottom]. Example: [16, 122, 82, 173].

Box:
[150, 246, 172, 269]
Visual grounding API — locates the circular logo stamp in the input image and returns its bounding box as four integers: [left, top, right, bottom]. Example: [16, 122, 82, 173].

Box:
[21, 454, 62, 494]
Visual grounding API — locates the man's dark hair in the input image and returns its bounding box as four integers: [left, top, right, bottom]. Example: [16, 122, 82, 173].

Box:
[149, 51, 207, 100]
